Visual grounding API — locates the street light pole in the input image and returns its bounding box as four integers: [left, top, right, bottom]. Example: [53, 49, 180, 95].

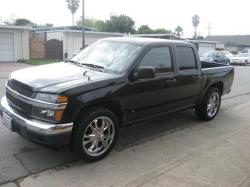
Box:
[82, 0, 85, 49]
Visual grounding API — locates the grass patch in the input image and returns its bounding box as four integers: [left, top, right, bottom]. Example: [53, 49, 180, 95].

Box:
[17, 59, 60, 66]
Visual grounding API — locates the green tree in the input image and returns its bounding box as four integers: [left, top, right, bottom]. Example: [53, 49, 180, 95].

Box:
[106, 15, 135, 33]
[14, 18, 34, 26]
[95, 20, 107, 31]
[82, 18, 96, 28]
[66, 0, 80, 25]
[174, 26, 183, 36]
[136, 25, 153, 34]
[77, 18, 106, 31]
[154, 28, 172, 34]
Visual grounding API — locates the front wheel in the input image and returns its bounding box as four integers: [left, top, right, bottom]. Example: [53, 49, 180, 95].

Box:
[195, 87, 221, 121]
[71, 108, 119, 161]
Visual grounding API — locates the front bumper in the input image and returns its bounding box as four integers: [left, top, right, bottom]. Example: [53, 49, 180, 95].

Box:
[0, 96, 73, 147]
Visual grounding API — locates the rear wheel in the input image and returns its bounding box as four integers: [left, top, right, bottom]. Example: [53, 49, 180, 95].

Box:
[71, 108, 119, 161]
[195, 87, 221, 121]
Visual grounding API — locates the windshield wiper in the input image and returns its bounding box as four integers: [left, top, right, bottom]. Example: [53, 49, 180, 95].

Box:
[81, 63, 104, 69]
[65, 60, 82, 66]
[65, 60, 105, 71]
[81, 63, 105, 71]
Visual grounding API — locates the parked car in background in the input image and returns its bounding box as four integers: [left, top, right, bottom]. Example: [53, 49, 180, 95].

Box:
[200, 51, 230, 65]
[221, 51, 234, 58]
[240, 49, 250, 53]
[230, 53, 250, 66]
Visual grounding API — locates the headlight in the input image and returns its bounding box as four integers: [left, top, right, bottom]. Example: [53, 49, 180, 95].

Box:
[35, 93, 68, 103]
[31, 107, 64, 122]
[31, 93, 68, 122]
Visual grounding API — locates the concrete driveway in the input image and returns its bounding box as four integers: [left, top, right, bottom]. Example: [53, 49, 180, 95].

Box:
[0, 64, 250, 187]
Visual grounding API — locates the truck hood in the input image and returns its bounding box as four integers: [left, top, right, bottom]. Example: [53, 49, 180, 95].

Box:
[10, 62, 117, 93]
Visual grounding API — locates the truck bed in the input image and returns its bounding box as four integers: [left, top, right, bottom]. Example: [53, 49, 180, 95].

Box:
[201, 61, 234, 95]
[201, 61, 229, 69]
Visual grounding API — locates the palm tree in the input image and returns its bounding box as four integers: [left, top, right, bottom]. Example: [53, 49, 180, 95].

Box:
[66, 0, 80, 26]
[192, 15, 200, 39]
[174, 26, 183, 37]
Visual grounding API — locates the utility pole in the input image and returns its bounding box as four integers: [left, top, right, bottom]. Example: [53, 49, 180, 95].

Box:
[82, 0, 85, 49]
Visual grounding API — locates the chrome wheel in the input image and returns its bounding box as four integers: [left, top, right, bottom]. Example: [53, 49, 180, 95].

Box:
[82, 116, 115, 157]
[207, 92, 220, 117]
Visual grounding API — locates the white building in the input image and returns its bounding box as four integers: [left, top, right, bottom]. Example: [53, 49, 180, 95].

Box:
[33, 27, 124, 59]
[0, 25, 30, 62]
[187, 40, 221, 56]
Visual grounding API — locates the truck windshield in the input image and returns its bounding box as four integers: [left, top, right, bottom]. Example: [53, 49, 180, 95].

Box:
[70, 40, 143, 74]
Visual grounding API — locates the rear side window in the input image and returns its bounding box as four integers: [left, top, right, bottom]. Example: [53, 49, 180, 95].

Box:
[176, 47, 197, 70]
[139, 47, 172, 74]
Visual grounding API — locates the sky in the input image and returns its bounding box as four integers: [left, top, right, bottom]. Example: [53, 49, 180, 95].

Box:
[0, 0, 250, 37]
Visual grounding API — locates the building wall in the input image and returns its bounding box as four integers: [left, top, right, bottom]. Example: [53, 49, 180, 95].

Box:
[198, 43, 216, 56]
[47, 32, 63, 41]
[0, 28, 30, 61]
[63, 32, 82, 59]
[15, 30, 30, 60]
[63, 32, 123, 59]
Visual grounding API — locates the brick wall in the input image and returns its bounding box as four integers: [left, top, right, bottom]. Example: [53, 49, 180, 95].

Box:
[30, 33, 46, 59]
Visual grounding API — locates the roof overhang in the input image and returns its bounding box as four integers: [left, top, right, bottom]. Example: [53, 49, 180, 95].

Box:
[33, 29, 125, 36]
[0, 25, 31, 30]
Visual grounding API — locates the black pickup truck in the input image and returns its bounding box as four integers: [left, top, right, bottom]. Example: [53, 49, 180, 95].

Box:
[0, 37, 234, 161]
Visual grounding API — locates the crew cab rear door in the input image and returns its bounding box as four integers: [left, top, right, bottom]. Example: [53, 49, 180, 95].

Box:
[174, 44, 203, 106]
[126, 44, 179, 123]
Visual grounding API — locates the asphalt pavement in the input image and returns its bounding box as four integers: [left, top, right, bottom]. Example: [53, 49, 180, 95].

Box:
[0, 63, 250, 187]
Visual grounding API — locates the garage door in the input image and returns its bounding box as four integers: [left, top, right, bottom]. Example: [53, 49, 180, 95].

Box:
[0, 32, 14, 61]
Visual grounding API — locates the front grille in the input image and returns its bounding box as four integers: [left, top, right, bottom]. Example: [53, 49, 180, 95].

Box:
[7, 79, 33, 97]
[6, 80, 34, 117]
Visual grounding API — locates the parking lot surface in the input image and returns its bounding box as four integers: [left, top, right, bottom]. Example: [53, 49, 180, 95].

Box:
[0, 63, 250, 187]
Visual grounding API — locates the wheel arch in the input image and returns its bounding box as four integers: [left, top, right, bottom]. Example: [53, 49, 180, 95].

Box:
[208, 82, 223, 94]
[73, 99, 124, 127]
[200, 81, 224, 104]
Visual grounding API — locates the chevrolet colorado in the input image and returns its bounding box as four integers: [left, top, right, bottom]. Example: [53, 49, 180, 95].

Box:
[0, 37, 234, 161]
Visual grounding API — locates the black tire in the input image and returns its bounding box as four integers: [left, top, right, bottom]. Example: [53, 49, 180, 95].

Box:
[71, 108, 119, 161]
[195, 87, 221, 121]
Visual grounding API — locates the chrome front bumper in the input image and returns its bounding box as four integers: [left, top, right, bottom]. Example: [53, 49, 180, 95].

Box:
[0, 96, 73, 145]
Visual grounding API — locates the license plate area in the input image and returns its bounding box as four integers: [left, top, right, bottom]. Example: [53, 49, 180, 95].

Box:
[2, 113, 13, 131]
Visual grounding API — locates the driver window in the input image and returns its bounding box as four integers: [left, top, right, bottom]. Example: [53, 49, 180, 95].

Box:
[139, 47, 173, 74]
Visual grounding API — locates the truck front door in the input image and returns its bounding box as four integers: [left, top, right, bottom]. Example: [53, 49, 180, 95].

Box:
[126, 45, 179, 123]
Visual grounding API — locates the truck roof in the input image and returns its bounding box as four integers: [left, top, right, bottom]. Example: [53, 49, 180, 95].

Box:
[102, 37, 192, 46]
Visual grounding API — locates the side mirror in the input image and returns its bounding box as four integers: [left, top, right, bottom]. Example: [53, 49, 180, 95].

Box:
[131, 66, 156, 81]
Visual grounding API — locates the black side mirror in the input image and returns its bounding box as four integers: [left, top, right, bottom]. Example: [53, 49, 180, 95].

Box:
[131, 66, 156, 81]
